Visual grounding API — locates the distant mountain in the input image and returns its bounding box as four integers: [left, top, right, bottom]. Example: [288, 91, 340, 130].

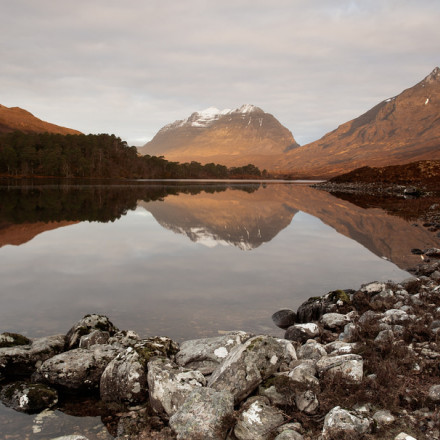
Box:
[137, 104, 299, 169]
[0, 104, 81, 135]
[277, 67, 440, 177]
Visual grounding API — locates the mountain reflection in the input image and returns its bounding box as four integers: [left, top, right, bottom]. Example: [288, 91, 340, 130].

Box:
[0, 181, 438, 269]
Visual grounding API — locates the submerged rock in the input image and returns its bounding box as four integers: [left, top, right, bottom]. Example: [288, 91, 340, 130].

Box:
[147, 357, 206, 418]
[0, 381, 58, 413]
[208, 335, 290, 404]
[169, 388, 234, 440]
[176, 331, 251, 375]
[66, 314, 118, 349]
[272, 309, 296, 329]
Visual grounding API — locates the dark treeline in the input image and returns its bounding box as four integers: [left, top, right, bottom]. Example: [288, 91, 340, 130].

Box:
[0, 132, 266, 179]
[0, 183, 261, 224]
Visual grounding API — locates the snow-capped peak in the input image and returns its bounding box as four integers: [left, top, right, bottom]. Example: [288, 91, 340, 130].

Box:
[234, 104, 263, 114]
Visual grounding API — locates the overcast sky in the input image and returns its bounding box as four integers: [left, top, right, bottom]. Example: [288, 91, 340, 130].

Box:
[1, 1, 439, 146]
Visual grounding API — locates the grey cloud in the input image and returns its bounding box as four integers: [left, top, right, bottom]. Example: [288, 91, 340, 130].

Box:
[1, 0, 439, 145]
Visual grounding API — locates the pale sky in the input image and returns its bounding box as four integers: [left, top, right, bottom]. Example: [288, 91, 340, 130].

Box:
[1, 0, 439, 146]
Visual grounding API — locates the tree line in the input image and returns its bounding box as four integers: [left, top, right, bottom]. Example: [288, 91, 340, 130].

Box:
[0, 132, 266, 179]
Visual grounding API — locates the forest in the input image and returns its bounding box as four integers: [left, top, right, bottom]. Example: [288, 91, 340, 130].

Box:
[0, 132, 266, 179]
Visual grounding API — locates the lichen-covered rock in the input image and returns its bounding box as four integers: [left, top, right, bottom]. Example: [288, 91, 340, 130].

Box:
[50, 436, 90, 440]
[66, 314, 118, 349]
[35, 344, 119, 391]
[147, 357, 206, 418]
[297, 340, 326, 360]
[0, 335, 66, 380]
[234, 397, 285, 440]
[272, 309, 296, 329]
[274, 430, 304, 440]
[0, 381, 58, 413]
[284, 324, 320, 344]
[428, 384, 440, 402]
[320, 313, 350, 330]
[394, 433, 417, 440]
[316, 354, 363, 384]
[208, 335, 288, 404]
[169, 388, 234, 440]
[295, 389, 318, 414]
[0, 332, 32, 348]
[79, 330, 110, 349]
[100, 346, 147, 404]
[259, 375, 296, 406]
[324, 341, 358, 355]
[322, 406, 371, 439]
[380, 309, 412, 325]
[108, 330, 141, 348]
[288, 363, 319, 390]
[175, 331, 251, 375]
[372, 409, 395, 425]
[135, 336, 179, 362]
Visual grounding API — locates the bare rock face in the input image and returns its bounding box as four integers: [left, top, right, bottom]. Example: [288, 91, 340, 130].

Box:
[175, 331, 252, 375]
[147, 358, 206, 418]
[234, 397, 285, 440]
[0, 381, 58, 413]
[0, 335, 66, 380]
[35, 345, 119, 391]
[66, 314, 118, 349]
[169, 388, 235, 440]
[208, 336, 292, 404]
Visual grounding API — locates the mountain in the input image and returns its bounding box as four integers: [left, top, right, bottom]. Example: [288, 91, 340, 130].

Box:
[0, 104, 81, 135]
[277, 67, 440, 177]
[137, 104, 299, 169]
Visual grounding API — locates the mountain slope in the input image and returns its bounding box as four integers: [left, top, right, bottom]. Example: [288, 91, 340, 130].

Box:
[278, 67, 440, 177]
[138, 104, 299, 169]
[0, 104, 81, 135]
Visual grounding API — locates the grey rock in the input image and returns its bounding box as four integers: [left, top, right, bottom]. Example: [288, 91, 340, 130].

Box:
[338, 323, 356, 342]
[285, 324, 320, 344]
[374, 329, 394, 345]
[320, 313, 350, 330]
[425, 248, 440, 257]
[295, 389, 318, 414]
[176, 331, 252, 375]
[234, 397, 285, 440]
[259, 374, 296, 406]
[79, 330, 110, 349]
[361, 282, 386, 294]
[272, 309, 296, 329]
[35, 344, 119, 391]
[0, 334, 66, 380]
[288, 363, 319, 389]
[431, 270, 440, 281]
[208, 335, 288, 404]
[147, 357, 206, 417]
[381, 309, 411, 325]
[50, 437, 90, 440]
[66, 314, 118, 349]
[0, 332, 32, 348]
[322, 406, 371, 438]
[274, 431, 304, 440]
[108, 330, 141, 348]
[169, 388, 234, 440]
[373, 409, 395, 425]
[394, 433, 417, 440]
[316, 354, 363, 384]
[297, 340, 326, 360]
[0, 381, 58, 413]
[324, 341, 358, 355]
[428, 384, 440, 402]
[100, 346, 147, 404]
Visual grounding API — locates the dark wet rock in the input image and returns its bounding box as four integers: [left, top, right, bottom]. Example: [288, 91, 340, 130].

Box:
[316, 354, 363, 384]
[175, 331, 251, 375]
[411, 248, 424, 255]
[234, 396, 285, 440]
[79, 330, 110, 349]
[284, 323, 320, 344]
[169, 387, 234, 440]
[272, 309, 296, 329]
[100, 346, 147, 404]
[0, 334, 66, 380]
[66, 314, 118, 349]
[425, 248, 440, 258]
[0, 381, 58, 413]
[0, 332, 32, 348]
[147, 357, 206, 418]
[322, 406, 371, 439]
[35, 344, 119, 391]
[208, 336, 290, 404]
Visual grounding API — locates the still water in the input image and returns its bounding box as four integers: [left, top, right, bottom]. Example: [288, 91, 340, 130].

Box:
[0, 180, 437, 439]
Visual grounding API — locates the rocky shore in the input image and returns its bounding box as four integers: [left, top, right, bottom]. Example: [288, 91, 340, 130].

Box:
[1, 257, 440, 439]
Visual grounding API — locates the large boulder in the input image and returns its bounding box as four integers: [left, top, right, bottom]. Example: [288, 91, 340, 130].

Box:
[208, 336, 292, 404]
[176, 331, 252, 375]
[147, 357, 206, 418]
[35, 344, 119, 391]
[234, 396, 285, 440]
[322, 406, 371, 439]
[66, 314, 118, 349]
[169, 388, 235, 440]
[0, 335, 66, 380]
[0, 381, 58, 413]
[316, 354, 363, 384]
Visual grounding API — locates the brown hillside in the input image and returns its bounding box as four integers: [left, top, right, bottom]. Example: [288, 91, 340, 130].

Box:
[276, 67, 440, 177]
[0, 104, 81, 135]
